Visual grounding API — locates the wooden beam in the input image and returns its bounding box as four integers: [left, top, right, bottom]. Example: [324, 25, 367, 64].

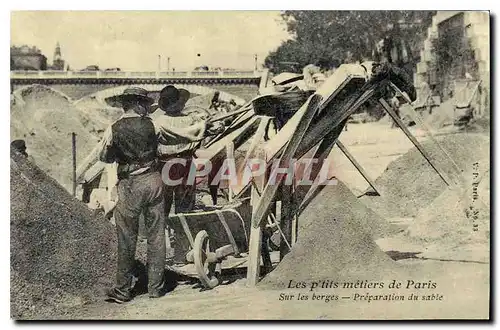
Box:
[261, 216, 273, 273]
[72, 132, 77, 197]
[294, 87, 379, 216]
[246, 149, 267, 287]
[253, 85, 377, 229]
[226, 141, 235, 202]
[280, 183, 294, 260]
[292, 122, 344, 210]
[378, 98, 452, 187]
[389, 81, 465, 184]
[200, 114, 258, 152]
[251, 94, 324, 229]
[335, 140, 380, 196]
[294, 87, 376, 161]
[237, 116, 270, 177]
[261, 65, 371, 170]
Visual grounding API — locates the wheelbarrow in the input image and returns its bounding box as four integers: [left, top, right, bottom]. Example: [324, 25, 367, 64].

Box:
[165, 199, 255, 289]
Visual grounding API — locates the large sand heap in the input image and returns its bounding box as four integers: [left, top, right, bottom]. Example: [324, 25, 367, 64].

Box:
[360, 133, 489, 219]
[10, 151, 117, 319]
[11, 85, 100, 191]
[404, 162, 490, 262]
[260, 183, 404, 289]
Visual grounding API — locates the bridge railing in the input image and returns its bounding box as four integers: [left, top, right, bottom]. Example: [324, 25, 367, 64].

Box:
[11, 70, 261, 79]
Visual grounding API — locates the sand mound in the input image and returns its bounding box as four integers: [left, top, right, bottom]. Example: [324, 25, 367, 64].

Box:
[11, 85, 100, 191]
[73, 97, 122, 138]
[360, 133, 489, 219]
[260, 183, 404, 289]
[10, 151, 117, 319]
[404, 161, 490, 261]
[299, 181, 399, 239]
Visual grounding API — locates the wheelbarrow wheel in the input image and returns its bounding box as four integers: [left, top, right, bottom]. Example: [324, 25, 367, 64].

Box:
[193, 230, 220, 289]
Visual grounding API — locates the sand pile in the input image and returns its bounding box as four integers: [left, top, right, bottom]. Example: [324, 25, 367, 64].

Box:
[11, 85, 100, 191]
[404, 161, 490, 261]
[260, 183, 404, 288]
[360, 133, 489, 219]
[74, 95, 123, 135]
[10, 151, 117, 319]
[298, 181, 399, 239]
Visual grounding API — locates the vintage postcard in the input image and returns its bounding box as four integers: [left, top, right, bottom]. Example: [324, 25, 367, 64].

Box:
[10, 10, 490, 320]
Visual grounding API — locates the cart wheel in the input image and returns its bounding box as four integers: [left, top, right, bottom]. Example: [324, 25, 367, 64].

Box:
[193, 230, 220, 289]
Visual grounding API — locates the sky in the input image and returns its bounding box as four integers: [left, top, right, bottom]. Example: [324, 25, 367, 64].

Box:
[11, 11, 291, 71]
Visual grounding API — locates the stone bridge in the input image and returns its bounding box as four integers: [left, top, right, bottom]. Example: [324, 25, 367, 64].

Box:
[10, 70, 269, 101]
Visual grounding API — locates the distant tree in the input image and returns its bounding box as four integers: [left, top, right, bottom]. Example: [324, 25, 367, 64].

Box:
[265, 11, 435, 73]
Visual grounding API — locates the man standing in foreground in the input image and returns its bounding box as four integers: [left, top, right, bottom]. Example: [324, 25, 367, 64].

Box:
[99, 87, 207, 303]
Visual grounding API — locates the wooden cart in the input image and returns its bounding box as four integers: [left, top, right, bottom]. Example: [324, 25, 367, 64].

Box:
[165, 200, 263, 289]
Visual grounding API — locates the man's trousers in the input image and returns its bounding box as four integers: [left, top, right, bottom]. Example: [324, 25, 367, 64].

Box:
[113, 171, 166, 297]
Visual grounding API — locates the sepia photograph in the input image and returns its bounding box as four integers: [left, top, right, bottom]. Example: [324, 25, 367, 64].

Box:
[9, 10, 490, 320]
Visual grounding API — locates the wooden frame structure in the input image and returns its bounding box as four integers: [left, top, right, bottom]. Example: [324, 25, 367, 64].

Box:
[244, 64, 459, 286]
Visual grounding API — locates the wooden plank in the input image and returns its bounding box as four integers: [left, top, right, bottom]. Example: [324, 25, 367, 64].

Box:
[294, 87, 375, 161]
[378, 98, 452, 187]
[280, 183, 294, 260]
[246, 149, 267, 287]
[237, 70, 374, 208]
[293, 85, 378, 215]
[226, 141, 235, 202]
[72, 132, 77, 196]
[261, 216, 273, 272]
[263, 69, 368, 161]
[389, 81, 466, 183]
[254, 81, 379, 229]
[215, 211, 240, 256]
[208, 106, 252, 124]
[237, 116, 270, 177]
[336, 140, 380, 196]
[251, 94, 324, 229]
[195, 115, 259, 161]
[292, 123, 343, 210]
[177, 214, 195, 248]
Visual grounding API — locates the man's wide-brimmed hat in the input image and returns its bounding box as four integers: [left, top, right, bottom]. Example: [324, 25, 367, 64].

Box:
[105, 87, 155, 108]
[157, 85, 190, 113]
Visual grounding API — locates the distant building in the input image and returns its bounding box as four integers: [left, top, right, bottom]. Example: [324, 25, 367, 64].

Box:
[10, 45, 47, 71]
[49, 42, 65, 71]
[414, 11, 489, 117]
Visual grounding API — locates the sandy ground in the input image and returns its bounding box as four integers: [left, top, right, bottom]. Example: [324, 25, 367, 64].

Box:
[26, 121, 488, 320]
[67, 259, 489, 320]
